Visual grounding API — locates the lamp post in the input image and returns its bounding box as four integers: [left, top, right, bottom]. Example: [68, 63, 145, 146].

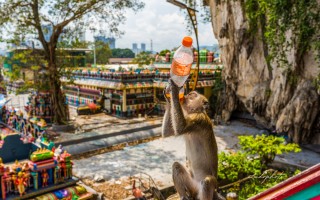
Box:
[167, 0, 200, 92]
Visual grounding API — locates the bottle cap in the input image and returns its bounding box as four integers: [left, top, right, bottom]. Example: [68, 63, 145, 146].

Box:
[182, 36, 193, 47]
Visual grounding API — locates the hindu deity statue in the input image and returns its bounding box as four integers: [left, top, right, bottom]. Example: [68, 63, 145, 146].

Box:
[41, 169, 49, 187]
[15, 172, 27, 197]
[39, 96, 45, 116]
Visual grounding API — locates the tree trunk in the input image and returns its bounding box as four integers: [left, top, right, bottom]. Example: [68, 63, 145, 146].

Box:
[48, 46, 68, 125]
[208, 0, 320, 144]
[49, 70, 68, 125]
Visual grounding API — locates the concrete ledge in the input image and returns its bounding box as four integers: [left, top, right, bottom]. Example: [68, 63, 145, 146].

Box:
[52, 124, 75, 132]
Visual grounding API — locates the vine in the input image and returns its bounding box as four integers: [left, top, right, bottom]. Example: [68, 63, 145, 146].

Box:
[245, 0, 320, 68]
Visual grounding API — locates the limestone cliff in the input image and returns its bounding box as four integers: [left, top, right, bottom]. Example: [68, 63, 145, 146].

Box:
[207, 0, 320, 144]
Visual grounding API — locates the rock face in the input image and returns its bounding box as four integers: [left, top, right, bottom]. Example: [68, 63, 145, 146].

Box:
[208, 0, 320, 144]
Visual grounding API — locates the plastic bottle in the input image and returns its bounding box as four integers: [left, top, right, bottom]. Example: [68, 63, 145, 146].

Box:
[166, 36, 193, 100]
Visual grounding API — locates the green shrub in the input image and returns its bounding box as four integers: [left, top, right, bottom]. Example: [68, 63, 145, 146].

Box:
[239, 135, 301, 166]
[218, 135, 301, 199]
[218, 151, 262, 182]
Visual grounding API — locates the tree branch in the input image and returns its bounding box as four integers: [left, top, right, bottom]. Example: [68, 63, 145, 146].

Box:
[31, 0, 49, 57]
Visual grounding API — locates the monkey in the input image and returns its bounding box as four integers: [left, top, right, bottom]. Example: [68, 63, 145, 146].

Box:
[162, 89, 174, 137]
[162, 79, 223, 200]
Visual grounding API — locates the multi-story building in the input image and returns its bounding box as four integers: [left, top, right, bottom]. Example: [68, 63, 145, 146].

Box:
[132, 43, 138, 54]
[94, 36, 116, 49]
[42, 24, 86, 43]
[62, 50, 222, 118]
[141, 43, 146, 52]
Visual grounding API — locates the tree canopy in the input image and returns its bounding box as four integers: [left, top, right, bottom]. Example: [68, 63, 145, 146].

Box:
[159, 49, 170, 56]
[86, 41, 112, 65]
[111, 48, 135, 58]
[132, 51, 155, 67]
[0, 0, 145, 124]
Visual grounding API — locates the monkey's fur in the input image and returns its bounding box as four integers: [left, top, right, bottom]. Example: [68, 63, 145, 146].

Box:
[162, 79, 223, 200]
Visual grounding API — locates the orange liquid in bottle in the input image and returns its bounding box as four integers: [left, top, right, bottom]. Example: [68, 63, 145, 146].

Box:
[165, 93, 185, 102]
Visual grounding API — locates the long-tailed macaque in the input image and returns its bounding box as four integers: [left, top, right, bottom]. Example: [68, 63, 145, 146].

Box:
[162, 79, 223, 200]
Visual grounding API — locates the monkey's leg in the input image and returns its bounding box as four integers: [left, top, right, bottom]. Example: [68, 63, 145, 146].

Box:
[172, 162, 198, 199]
[198, 176, 217, 200]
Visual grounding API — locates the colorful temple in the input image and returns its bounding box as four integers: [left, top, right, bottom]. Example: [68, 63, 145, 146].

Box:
[0, 107, 93, 199]
[61, 50, 222, 117]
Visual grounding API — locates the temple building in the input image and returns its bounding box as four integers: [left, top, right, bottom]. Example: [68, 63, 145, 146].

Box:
[61, 50, 222, 117]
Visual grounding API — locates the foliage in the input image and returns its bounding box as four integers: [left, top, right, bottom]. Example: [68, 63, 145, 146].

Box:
[3, 49, 48, 93]
[180, 0, 212, 33]
[0, 0, 144, 124]
[229, 169, 301, 199]
[58, 39, 90, 49]
[245, 0, 320, 67]
[313, 73, 320, 92]
[209, 68, 224, 118]
[95, 42, 112, 64]
[132, 51, 155, 67]
[239, 135, 301, 166]
[218, 135, 301, 199]
[159, 49, 170, 56]
[218, 151, 262, 182]
[111, 48, 135, 58]
[86, 41, 112, 65]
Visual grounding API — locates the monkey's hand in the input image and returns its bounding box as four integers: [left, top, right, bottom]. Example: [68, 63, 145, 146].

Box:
[163, 88, 170, 103]
[169, 79, 183, 97]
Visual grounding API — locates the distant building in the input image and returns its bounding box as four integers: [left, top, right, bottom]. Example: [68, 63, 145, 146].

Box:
[94, 36, 116, 49]
[132, 43, 138, 54]
[108, 58, 133, 64]
[42, 24, 86, 43]
[141, 43, 146, 52]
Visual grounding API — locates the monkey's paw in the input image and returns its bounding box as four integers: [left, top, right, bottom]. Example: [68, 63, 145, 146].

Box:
[169, 78, 183, 94]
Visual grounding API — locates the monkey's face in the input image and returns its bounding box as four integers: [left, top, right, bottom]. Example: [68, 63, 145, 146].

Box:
[182, 91, 210, 114]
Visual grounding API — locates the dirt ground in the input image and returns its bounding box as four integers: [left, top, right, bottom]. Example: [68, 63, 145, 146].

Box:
[81, 176, 164, 200]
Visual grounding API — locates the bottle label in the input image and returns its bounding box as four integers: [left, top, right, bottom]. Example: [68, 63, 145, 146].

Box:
[171, 59, 192, 76]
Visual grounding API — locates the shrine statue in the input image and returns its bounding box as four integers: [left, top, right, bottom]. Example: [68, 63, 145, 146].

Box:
[15, 172, 27, 197]
[45, 106, 50, 116]
[31, 96, 36, 106]
[42, 170, 49, 187]
[4, 171, 13, 193]
[0, 157, 4, 174]
[39, 96, 45, 116]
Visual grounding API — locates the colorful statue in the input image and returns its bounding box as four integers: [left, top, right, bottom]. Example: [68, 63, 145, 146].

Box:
[39, 96, 45, 116]
[4, 171, 13, 193]
[35, 107, 39, 116]
[23, 163, 31, 187]
[13, 160, 22, 172]
[45, 106, 50, 116]
[42, 170, 49, 187]
[15, 172, 27, 197]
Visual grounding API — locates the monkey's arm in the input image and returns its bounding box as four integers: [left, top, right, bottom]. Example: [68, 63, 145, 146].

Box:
[162, 97, 174, 137]
[169, 79, 187, 135]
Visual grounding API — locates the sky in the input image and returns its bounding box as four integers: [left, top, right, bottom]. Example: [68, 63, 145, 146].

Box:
[0, 0, 218, 54]
[87, 0, 218, 52]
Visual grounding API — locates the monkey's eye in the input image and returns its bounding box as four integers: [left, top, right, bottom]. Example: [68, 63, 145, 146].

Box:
[188, 92, 197, 100]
